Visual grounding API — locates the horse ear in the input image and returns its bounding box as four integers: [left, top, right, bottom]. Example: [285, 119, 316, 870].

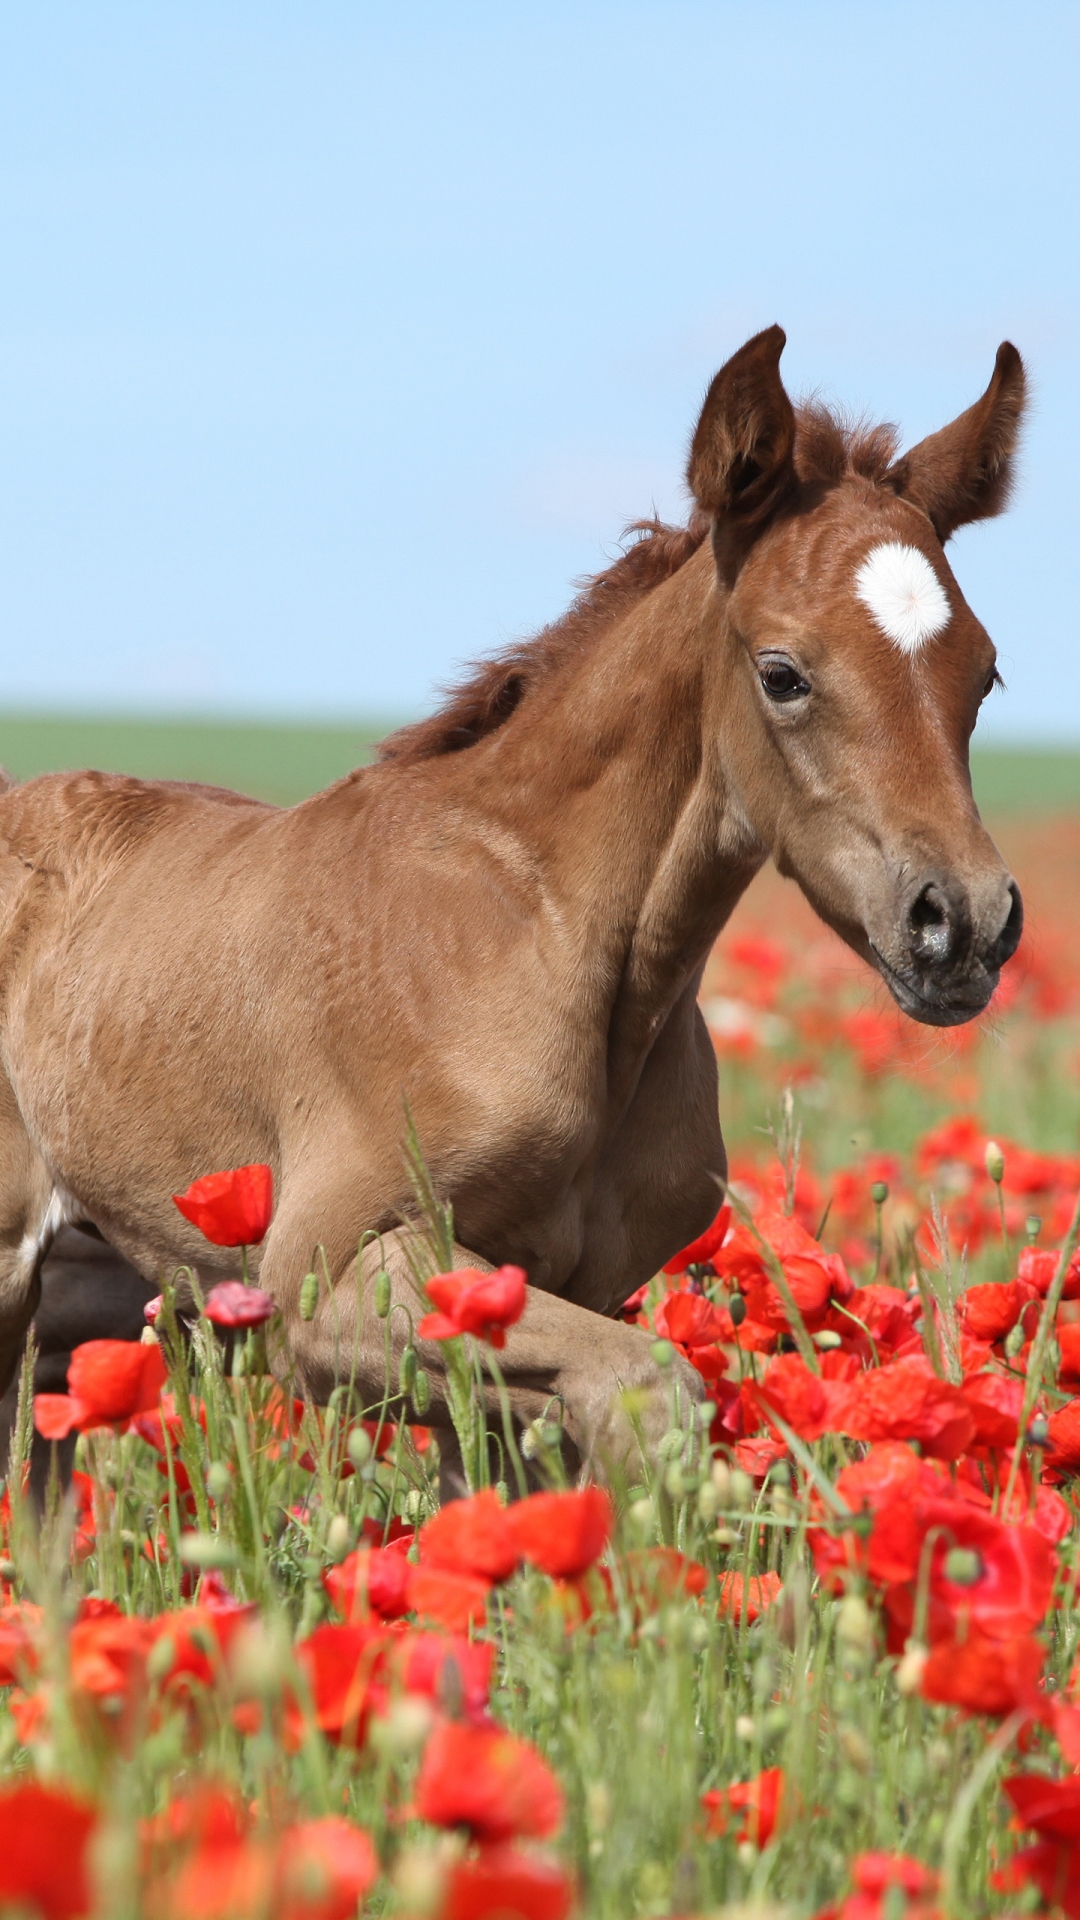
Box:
[687, 326, 797, 580]
[885, 342, 1027, 542]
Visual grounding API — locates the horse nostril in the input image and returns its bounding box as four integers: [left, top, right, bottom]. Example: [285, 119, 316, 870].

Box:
[993, 880, 1023, 965]
[908, 882, 952, 964]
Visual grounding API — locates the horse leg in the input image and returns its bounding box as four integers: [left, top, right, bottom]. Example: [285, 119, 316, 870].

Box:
[0, 1084, 67, 1487]
[277, 1228, 703, 1485]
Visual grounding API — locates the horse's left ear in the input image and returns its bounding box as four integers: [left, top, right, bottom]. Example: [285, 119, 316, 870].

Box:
[885, 342, 1027, 541]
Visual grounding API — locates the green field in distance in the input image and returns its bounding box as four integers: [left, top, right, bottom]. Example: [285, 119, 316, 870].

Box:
[0, 713, 1077, 814]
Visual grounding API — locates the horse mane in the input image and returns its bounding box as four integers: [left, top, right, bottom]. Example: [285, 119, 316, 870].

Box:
[378, 402, 902, 766]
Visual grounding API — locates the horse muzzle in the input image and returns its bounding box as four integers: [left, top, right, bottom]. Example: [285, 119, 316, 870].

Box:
[871, 872, 1023, 1028]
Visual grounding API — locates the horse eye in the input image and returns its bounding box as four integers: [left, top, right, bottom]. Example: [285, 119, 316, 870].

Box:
[982, 668, 1003, 699]
[759, 659, 809, 702]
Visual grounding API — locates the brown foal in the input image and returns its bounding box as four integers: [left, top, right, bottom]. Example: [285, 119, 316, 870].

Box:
[0, 326, 1026, 1470]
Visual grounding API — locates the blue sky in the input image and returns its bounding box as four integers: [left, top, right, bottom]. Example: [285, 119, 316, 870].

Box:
[0, 2, 1076, 734]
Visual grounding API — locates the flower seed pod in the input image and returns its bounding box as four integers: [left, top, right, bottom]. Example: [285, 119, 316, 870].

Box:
[326, 1513, 352, 1562]
[411, 1367, 431, 1416]
[399, 1345, 417, 1395]
[943, 1546, 982, 1587]
[299, 1270, 319, 1321]
[206, 1460, 231, 1502]
[985, 1140, 1005, 1185]
[870, 1180, 889, 1205]
[728, 1293, 747, 1328]
[347, 1426, 372, 1468]
[374, 1268, 392, 1318]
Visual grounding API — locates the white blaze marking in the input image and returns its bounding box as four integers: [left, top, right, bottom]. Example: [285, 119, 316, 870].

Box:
[854, 542, 951, 653]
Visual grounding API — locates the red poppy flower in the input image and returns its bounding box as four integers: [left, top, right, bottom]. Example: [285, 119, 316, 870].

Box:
[748, 1354, 854, 1443]
[841, 1357, 975, 1461]
[831, 1852, 939, 1920]
[958, 1280, 1037, 1344]
[810, 1445, 952, 1593]
[1019, 1245, 1080, 1302]
[419, 1268, 528, 1349]
[0, 1780, 97, 1920]
[204, 1282, 276, 1328]
[1046, 1400, 1080, 1478]
[144, 1795, 378, 1920]
[420, 1489, 519, 1584]
[995, 1842, 1080, 1920]
[0, 1602, 42, 1685]
[324, 1545, 413, 1623]
[276, 1818, 379, 1920]
[293, 1622, 389, 1747]
[150, 1603, 258, 1694]
[172, 1163, 274, 1248]
[920, 1630, 1046, 1719]
[508, 1488, 613, 1579]
[713, 1212, 852, 1333]
[702, 1767, 785, 1847]
[662, 1205, 731, 1274]
[1059, 1323, 1080, 1386]
[622, 1547, 708, 1608]
[960, 1371, 1025, 1449]
[733, 1433, 789, 1481]
[405, 1565, 492, 1633]
[415, 1720, 564, 1842]
[653, 1289, 730, 1351]
[389, 1633, 494, 1722]
[717, 1571, 782, 1624]
[437, 1844, 574, 1920]
[1004, 1772, 1080, 1841]
[34, 1339, 168, 1440]
[884, 1500, 1055, 1647]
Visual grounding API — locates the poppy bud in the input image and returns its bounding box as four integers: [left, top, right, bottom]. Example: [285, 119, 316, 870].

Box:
[147, 1633, 177, 1685]
[178, 1531, 239, 1570]
[1027, 1416, 1051, 1449]
[658, 1428, 686, 1461]
[347, 1427, 372, 1468]
[374, 1269, 392, 1318]
[399, 1346, 417, 1395]
[206, 1460, 231, 1502]
[728, 1293, 747, 1328]
[813, 1329, 842, 1350]
[652, 1339, 675, 1368]
[984, 1140, 1006, 1185]
[697, 1479, 720, 1520]
[729, 1469, 754, 1510]
[895, 1640, 928, 1694]
[326, 1514, 352, 1563]
[943, 1546, 983, 1587]
[299, 1271, 319, 1321]
[870, 1180, 889, 1206]
[1026, 1214, 1042, 1244]
[710, 1458, 733, 1504]
[411, 1367, 431, 1416]
[836, 1593, 876, 1656]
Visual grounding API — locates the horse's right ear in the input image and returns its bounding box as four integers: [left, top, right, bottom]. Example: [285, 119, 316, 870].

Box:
[687, 325, 797, 578]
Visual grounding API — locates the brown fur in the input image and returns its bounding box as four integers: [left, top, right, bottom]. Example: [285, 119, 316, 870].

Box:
[0, 328, 1028, 1475]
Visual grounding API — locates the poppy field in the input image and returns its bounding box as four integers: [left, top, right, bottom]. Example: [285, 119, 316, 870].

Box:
[5, 811, 1080, 1920]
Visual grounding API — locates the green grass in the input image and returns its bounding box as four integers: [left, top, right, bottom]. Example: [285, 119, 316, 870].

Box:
[1, 715, 1077, 813]
[970, 746, 1080, 815]
[0, 714, 398, 807]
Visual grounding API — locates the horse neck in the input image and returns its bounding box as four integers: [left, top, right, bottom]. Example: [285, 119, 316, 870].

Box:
[470, 544, 766, 1076]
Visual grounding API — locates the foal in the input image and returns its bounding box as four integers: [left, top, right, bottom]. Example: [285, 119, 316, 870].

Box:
[0, 326, 1025, 1470]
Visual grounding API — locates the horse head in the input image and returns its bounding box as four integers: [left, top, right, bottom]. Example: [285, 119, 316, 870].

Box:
[689, 325, 1025, 1027]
